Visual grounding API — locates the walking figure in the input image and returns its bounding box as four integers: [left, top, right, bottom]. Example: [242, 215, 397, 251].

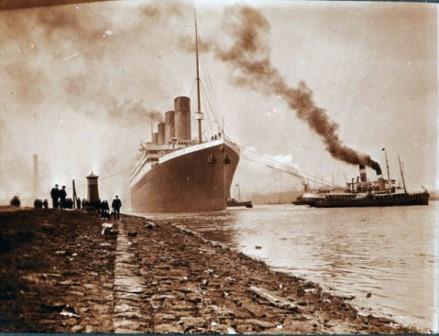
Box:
[59, 186, 67, 209]
[76, 198, 81, 209]
[50, 184, 60, 208]
[111, 196, 122, 220]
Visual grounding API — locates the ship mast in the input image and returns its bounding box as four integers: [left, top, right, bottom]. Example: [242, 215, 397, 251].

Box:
[398, 154, 408, 194]
[194, 10, 203, 143]
[382, 147, 392, 192]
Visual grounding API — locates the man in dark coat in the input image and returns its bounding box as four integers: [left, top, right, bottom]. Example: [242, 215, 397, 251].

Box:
[59, 186, 67, 209]
[111, 195, 122, 220]
[50, 184, 60, 208]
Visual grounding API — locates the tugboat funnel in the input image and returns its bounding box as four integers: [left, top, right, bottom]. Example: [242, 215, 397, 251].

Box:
[359, 164, 367, 182]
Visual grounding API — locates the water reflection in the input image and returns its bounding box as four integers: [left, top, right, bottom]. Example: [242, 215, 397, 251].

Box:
[143, 202, 438, 331]
[145, 211, 240, 249]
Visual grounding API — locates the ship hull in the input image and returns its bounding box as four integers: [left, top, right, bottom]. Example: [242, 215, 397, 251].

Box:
[312, 192, 429, 208]
[130, 140, 239, 213]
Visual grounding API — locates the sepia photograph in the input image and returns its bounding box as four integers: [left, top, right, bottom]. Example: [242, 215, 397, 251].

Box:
[0, 0, 437, 333]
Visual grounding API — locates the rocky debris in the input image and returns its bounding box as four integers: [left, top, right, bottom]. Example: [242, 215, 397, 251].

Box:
[41, 302, 67, 312]
[59, 305, 80, 319]
[101, 223, 118, 239]
[244, 318, 276, 329]
[154, 322, 184, 333]
[0, 209, 116, 332]
[145, 221, 157, 229]
[249, 286, 299, 312]
[41, 302, 80, 319]
[101, 222, 113, 235]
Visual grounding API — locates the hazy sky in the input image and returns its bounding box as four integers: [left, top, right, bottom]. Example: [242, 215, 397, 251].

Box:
[0, 0, 436, 203]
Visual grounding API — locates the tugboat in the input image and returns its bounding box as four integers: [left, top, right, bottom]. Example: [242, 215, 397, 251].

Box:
[227, 183, 253, 208]
[311, 151, 429, 208]
[227, 198, 253, 208]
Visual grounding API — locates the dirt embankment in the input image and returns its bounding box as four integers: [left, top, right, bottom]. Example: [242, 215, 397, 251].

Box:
[0, 209, 116, 332]
[0, 209, 417, 333]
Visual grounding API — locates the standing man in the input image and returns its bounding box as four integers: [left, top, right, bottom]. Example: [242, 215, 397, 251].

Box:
[111, 195, 122, 220]
[59, 186, 67, 209]
[50, 184, 60, 208]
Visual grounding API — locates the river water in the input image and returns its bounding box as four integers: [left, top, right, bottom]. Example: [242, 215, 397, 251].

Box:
[143, 201, 438, 331]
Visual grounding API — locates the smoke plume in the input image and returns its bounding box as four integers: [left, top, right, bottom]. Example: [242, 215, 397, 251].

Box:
[198, 6, 382, 174]
[108, 99, 163, 125]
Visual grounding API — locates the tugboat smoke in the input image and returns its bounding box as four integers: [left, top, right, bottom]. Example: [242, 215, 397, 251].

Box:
[195, 6, 382, 175]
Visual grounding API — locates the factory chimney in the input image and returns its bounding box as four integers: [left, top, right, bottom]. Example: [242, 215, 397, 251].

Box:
[359, 164, 367, 182]
[32, 154, 39, 198]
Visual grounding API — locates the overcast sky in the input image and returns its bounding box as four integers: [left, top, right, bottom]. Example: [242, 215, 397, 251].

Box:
[0, 0, 436, 203]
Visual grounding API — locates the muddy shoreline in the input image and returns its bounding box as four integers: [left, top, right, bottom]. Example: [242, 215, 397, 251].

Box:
[0, 209, 418, 333]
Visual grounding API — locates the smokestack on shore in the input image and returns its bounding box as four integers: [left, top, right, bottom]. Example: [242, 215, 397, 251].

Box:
[165, 110, 175, 143]
[174, 96, 191, 141]
[157, 122, 166, 145]
[359, 164, 367, 182]
[32, 154, 39, 198]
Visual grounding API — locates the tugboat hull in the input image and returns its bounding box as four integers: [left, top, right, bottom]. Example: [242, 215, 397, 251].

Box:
[312, 192, 429, 208]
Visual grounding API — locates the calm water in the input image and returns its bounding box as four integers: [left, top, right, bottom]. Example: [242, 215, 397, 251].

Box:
[143, 201, 438, 331]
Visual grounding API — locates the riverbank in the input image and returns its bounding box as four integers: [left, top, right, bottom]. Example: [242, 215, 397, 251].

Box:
[0, 209, 418, 333]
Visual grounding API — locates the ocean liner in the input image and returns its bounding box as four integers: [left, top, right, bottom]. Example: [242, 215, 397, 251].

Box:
[129, 18, 240, 213]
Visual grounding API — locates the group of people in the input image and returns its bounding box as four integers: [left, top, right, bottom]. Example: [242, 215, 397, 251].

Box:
[49, 184, 122, 220]
[98, 196, 122, 220]
[50, 184, 68, 209]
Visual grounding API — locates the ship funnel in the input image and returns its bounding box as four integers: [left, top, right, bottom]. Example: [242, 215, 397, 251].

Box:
[165, 110, 175, 143]
[157, 122, 166, 145]
[377, 175, 385, 190]
[152, 132, 158, 144]
[359, 164, 367, 182]
[174, 96, 191, 141]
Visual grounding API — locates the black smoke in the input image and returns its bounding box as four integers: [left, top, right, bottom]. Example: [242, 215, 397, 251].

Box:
[186, 6, 382, 174]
